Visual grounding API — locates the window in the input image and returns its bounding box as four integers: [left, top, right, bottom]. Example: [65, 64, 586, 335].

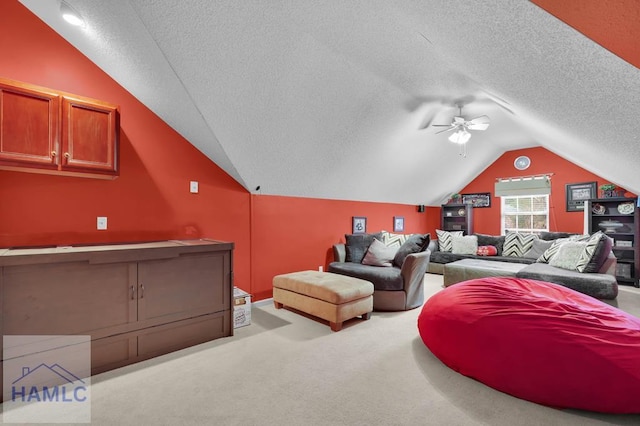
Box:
[501, 195, 549, 234]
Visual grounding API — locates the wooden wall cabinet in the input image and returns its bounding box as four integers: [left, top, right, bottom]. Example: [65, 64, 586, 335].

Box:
[0, 239, 233, 394]
[587, 198, 639, 287]
[0, 77, 119, 179]
[441, 203, 474, 235]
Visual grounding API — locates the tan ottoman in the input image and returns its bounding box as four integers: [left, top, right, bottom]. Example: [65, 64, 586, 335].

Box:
[272, 270, 374, 332]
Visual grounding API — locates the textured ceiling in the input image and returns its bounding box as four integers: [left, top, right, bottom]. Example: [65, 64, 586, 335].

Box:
[532, 0, 640, 67]
[18, 0, 640, 205]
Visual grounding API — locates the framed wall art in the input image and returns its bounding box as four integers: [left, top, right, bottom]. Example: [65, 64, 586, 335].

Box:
[393, 216, 404, 232]
[461, 192, 491, 208]
[566, 182, 596, 212]
[352, 216, 367, 234]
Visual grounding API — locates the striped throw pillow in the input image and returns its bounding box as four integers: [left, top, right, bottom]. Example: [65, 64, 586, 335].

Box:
[502, 232, 537, 257]
[537, 234, 590, 264]
[576, 231, 608, 273]
[436, 229, 464, 252]
[380, 231, 410, 249]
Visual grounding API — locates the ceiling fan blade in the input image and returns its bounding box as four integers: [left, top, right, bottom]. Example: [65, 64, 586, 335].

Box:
[467, 115, 490, 131]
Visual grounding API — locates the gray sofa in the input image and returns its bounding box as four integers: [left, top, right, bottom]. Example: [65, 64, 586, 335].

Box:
[328, 233, 431, 311]
[428, 231, 618, 300]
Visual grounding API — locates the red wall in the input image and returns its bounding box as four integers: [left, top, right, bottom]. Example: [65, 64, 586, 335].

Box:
[3, 2, 630, 303]
[459, 146, 634, 235]
[249, 196, 438, 300]
[0, 1, 251, 286]
[0, 1, 439, 302]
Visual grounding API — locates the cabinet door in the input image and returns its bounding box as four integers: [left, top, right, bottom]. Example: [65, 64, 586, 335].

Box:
[0, 81, 60, 169]
[2, 261, 137, 338]
[61, 96, 118, 175]
[137, 251, 231, 325]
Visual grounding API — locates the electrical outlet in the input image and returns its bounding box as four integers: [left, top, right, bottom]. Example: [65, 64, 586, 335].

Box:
[190, 181, 199, 193]
[319, 266, 323, 272]
[97, 217, 107, 230]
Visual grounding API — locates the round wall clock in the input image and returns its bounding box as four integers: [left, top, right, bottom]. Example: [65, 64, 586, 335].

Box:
[514, 156, 531, 170]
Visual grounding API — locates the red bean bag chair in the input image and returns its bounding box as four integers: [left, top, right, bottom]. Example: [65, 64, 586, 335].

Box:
[418, 277, 640, 413]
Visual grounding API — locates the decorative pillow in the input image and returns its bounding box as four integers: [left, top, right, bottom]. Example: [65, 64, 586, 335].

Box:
[436, 229, 464, 252]
[393, 233, 430, 268]
[477, 245, 498, 256]
[576, 232, 613, 273]
[537, 234, 590, 264]
[380, 231, 410, 249]
[345, 232, 383, 263]
[361, 238, 397, 267]
[452, 235, 478, 255]
[537, 237, 569, 263]
[474, 234, 505, 256]
[549, 241, 588, 271]
[523, 238, 554, 259]
[419, 233, 432, 252]
[502, 232, 537, 257]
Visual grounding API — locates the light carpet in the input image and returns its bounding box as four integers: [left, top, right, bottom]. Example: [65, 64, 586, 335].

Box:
[3, 274, 640, 425]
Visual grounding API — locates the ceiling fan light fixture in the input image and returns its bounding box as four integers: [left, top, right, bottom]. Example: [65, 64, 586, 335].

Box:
[60, 1, 85, 27]
[467, 115, 491, 131]
[448, 129, 471, 145]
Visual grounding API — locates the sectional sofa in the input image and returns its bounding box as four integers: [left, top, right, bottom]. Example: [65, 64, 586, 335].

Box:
[428, 230, 618, 299]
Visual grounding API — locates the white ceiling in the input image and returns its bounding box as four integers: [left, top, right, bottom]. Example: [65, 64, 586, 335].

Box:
[19, 0, 640, 205]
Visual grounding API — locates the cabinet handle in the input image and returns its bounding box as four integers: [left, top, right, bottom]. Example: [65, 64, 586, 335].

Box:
[131, 285, 136, 300]
[64, 152, 70, 164]
[140, 284, 145, 299]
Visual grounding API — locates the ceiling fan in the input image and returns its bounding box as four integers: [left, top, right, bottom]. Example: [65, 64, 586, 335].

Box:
[430, 106, 490, 157]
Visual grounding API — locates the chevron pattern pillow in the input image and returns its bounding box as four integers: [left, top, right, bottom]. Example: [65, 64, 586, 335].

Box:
[576, 231, 610, 273]
[502, 232, 537, 257]
[537, 238, 569, 263]
[549, 241, 587, 270]
[380, 230, 410, 249]
[436, 229, 464, 252]
[537, 234, 590, 264]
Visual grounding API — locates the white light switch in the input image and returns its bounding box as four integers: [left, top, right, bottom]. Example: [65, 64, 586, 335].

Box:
[97, 217, 108, 230]
[190, 181, 199, 193]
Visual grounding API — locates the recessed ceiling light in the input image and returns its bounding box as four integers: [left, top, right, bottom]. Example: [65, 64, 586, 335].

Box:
[60, 1, 85, 27]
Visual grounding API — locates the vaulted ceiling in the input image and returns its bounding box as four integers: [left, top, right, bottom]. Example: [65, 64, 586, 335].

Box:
[19, 0, 640, 205]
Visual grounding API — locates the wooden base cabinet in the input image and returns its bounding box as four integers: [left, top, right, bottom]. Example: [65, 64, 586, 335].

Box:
[91, 312, 229, 374]
[0, 239, 233, 397]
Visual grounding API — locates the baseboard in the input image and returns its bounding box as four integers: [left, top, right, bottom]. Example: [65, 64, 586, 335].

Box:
[252, 298, 273, 307]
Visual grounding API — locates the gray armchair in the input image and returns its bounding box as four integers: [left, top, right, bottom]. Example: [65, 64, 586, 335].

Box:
[329, 243, 431, 311]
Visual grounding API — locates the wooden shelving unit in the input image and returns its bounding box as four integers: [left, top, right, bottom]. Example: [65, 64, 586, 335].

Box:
[440, 203, 474, 235]
[587, 198, 639, 287]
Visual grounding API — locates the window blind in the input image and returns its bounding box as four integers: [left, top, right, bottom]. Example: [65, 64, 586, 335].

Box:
[494, 175, 551, 196]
